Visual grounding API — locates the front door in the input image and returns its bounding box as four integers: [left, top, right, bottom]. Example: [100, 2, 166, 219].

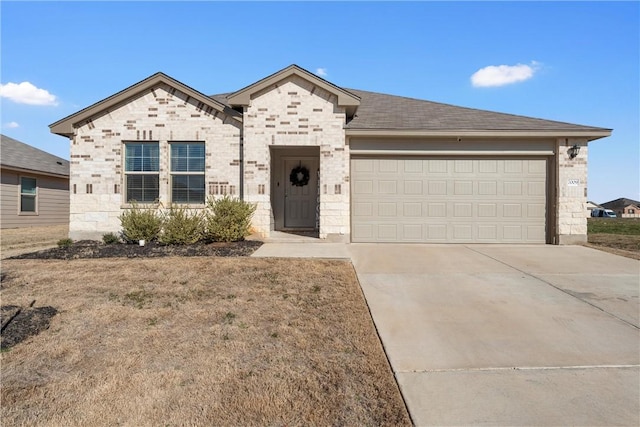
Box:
[284, 158, 318, 228]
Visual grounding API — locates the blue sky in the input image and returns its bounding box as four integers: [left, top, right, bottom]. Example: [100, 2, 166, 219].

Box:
[1, 1, 638, 203]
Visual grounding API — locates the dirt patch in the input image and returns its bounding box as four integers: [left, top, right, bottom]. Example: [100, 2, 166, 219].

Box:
[1, 304, 57, 350]
[586, 234, 640, 260]
[8, 239, 263, 260]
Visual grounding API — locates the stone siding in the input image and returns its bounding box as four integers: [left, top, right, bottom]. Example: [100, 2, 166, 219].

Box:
[243, 75, 350, 238]
[69, 84, 241, 240]
[556, 138, 588, 244]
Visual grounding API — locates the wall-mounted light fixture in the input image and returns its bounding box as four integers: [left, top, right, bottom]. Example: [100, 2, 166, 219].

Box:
[568, 144, 580, 159]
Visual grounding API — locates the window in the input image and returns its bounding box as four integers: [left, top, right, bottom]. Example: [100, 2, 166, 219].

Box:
[125, 143, 159, 203]
[171, 142, 205, 204]
[20, 177, 37, 213]
[629, 209, 635, 214]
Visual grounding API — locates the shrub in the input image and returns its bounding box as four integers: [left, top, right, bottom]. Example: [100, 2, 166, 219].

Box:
[204, 196, 256, 242]
[158, 205, 204, 245]
[119, 202, 163, 243]
[102, 232, 120, 245]
[57, 238, 73, 248]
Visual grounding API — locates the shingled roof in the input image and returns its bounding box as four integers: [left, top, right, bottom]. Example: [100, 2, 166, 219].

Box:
[210, 86, 610, 139]
[344, 89, 609, 133]
[1, 134, 69, 177]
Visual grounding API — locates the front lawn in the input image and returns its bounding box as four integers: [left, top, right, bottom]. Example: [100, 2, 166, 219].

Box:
[587, 218, 640, 259]
[1, 257, 410, 426]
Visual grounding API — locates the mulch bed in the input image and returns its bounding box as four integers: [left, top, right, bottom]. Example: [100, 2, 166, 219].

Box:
[1, 304, 58, 350]
[8, 239, 263, 260]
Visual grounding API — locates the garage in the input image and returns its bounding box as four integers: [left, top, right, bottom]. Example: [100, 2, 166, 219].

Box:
[351, 157, 548, 243]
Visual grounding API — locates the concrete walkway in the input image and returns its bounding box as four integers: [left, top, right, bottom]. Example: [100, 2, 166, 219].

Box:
[349, 244, 640, 426]
[253, 239, 640, 426]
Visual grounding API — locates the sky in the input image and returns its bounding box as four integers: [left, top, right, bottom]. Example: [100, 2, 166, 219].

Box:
[1, 1, 638, 203]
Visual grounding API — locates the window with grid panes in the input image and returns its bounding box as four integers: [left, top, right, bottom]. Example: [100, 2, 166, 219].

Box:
[171, 142, 205, 204]
[125, 143, 159, 203]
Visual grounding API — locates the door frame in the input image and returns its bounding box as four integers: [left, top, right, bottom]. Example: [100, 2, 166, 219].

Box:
[270, 146, 320, 231]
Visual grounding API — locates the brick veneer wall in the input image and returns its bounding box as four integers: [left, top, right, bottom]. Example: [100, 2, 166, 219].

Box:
[243, 75, 350, 238]
[68, 84, 241, 240]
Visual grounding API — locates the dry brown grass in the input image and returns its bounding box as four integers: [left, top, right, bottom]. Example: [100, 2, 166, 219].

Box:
[1, 225, 69, 259]
[0, 257, 410, 426]
[585, 234, 640, 260]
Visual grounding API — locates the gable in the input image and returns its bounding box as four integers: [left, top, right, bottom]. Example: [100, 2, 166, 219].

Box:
[226, 64, 360, 117]
[50, 73, 242, 137]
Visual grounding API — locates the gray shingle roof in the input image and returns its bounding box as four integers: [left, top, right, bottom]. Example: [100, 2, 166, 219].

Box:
[344, 89, 608, 132]
[1, 134, 69, 177]
[601, 198, 640, 210]
[210, 88, 609, 133]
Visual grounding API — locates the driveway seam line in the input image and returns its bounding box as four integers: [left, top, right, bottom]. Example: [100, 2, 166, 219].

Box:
[397, 364, 640, 373]
[464, 246, 640, 330]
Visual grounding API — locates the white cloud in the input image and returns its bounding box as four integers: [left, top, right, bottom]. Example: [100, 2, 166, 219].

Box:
[316, 68, 328, 78]
[0, 81, 58, 106]
[471, 61, 540, 87]
[4, 121, 20, 128]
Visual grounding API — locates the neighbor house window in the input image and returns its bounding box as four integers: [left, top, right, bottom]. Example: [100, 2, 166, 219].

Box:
[125, 142, 159, 203]
[171, 142, 205, 204]
[20, 177, 37, 213]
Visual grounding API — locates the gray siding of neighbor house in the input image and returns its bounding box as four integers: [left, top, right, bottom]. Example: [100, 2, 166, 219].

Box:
[1, 169, 70, 228]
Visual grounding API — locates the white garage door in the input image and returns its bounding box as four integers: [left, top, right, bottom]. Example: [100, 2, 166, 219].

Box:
[351, 158, 547, 243]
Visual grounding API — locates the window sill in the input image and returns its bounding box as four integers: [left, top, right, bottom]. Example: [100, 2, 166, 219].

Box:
[18, 212, 39, 216]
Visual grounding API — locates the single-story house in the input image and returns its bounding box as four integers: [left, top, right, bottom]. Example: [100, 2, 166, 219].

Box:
[50, 64, 611, 244]
[1, 134, 70, 228]
[600, 198, 640, 218]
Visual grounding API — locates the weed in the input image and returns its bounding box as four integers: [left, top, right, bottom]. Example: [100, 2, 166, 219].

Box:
[222, 333, 230, 341]
[124, 289, 153, 309]
[226, 294, 236, 300]
[270, 332, 279, 338]
[102, 232, 120, 245]
[148, 317, 158, 326]
[223, 312, 236, 324]
[312, 285, 321, 293]
[57, 238, 73, 248]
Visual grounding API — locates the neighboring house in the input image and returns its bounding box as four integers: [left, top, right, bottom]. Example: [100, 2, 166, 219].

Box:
[50, 65, 612, 244]
[1, 134, 70, 228]
[600, 198, 640, 218]
[586, 200, 602, 218]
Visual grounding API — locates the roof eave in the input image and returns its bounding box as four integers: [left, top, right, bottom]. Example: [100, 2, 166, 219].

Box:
[1, 164, 69, 178]
[227, 64, 361, 108]
[345, 129, 612, 141]
[49, 72, 242, 137]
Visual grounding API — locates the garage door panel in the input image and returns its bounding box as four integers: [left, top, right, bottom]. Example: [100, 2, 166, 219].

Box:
[351, 157, 547, 243]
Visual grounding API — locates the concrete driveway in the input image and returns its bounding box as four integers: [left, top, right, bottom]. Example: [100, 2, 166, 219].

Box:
[349, 244, 640, 426]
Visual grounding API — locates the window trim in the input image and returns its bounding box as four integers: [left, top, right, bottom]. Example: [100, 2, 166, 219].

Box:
[123, 141, 160, 204]
[19, 175, 38, 215]
[169, 141, 206, 205]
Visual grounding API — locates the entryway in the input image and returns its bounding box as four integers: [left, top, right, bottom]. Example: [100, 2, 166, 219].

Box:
[270, 146, 319, 234]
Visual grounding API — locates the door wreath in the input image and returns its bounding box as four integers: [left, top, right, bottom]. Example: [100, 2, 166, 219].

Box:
[289, 165, 310, 187]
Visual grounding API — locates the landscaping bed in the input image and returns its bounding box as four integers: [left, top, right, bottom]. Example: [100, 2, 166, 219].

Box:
[8, 239, 263, 260]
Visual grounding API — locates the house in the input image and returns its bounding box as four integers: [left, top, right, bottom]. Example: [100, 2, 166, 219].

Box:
[1, 134, 70, 228]
[586, 200, 602, 218]
[49, 65, 611, 244]
[600, 198, 640, 218]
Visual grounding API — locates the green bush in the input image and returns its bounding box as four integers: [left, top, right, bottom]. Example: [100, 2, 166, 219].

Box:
[102, 232, 120, 244]
[204, 196, 256, 242]
[119, 202, 163, 243]
[159, 205, 204, 245]
[57, 238, 73, 248]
